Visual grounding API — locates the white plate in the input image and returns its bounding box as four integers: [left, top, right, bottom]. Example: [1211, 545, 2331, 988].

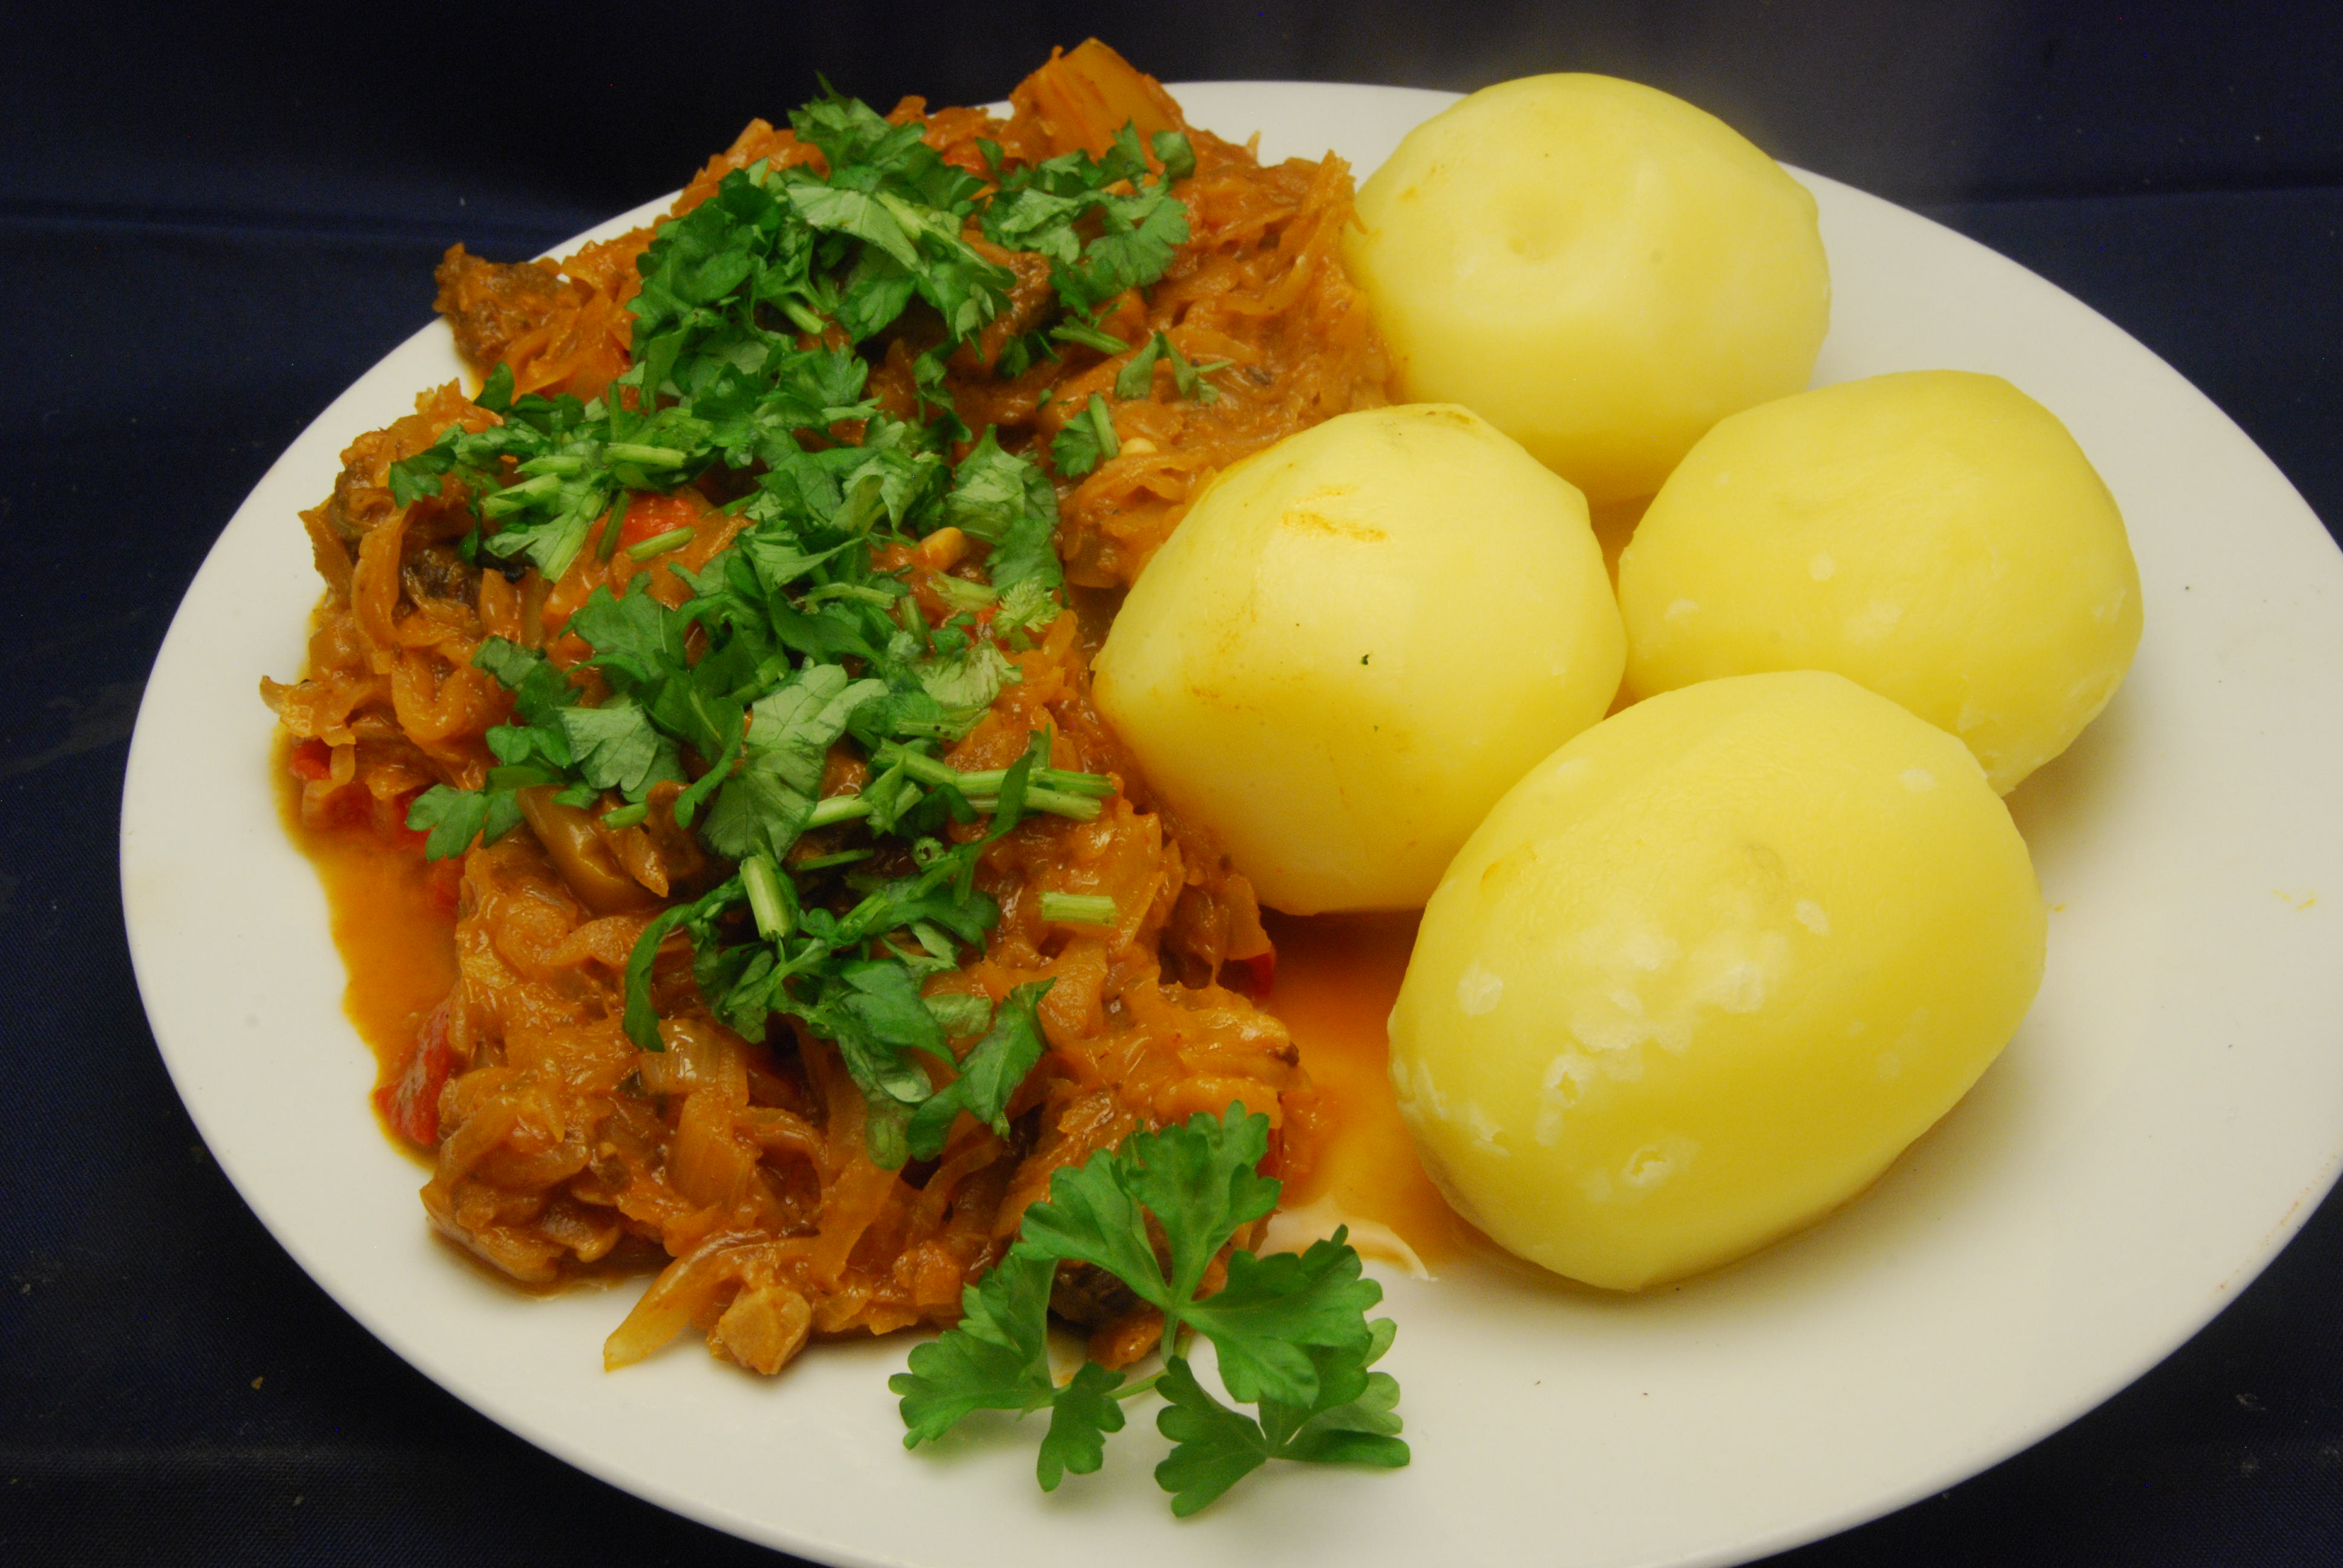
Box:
[122, 81, 2343, 1567]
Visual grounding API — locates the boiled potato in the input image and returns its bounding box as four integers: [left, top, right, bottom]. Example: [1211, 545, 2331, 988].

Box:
[1617, 370, 2141, 792]
[1343, 74, 1830, 506]
[1389, 671, 2045, 1290]
[1093, 404, 1623, 914]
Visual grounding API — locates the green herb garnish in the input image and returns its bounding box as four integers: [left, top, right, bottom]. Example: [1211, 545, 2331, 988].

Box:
[1113, 329, 1233, 404]
[1050, 393, 1122, 478]
[892, 1105, 1407, 1514]
[394, 82, 1199, 1165]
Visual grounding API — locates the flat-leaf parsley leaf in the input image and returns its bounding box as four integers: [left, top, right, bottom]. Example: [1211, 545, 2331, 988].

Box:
[891, 1105, 1406, 1512]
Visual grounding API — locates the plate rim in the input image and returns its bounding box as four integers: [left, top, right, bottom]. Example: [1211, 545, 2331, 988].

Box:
[121, 76, 2343, 1568]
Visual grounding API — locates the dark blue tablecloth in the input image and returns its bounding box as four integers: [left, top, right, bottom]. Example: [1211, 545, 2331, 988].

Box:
[7, 2, 2340, 1561]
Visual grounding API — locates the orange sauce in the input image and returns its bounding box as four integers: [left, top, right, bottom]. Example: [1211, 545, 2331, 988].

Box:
[275, 752, 459, 1141]
[1261, 912, 1474, 1266]
[278, 754, 1468, 1256]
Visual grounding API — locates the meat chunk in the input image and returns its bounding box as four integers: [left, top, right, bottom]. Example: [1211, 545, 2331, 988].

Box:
[710, 1282, 814, 1374]
[434, 244, 566, 376]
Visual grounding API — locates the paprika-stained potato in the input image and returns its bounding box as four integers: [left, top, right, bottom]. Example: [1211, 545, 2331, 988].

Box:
[1343, 74, 1830, 506]
[1093, 404, 1623, 914]
[1617, 370, 2142, 792]
[1389, 671, 2045, 1291]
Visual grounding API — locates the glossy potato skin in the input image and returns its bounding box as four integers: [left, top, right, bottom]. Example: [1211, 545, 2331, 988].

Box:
[1093, 405, 1623, 914]
[1389, 671, 2045, 1291]
[1343, 74, 1830, 506]
[1617, 370, 2142, 792]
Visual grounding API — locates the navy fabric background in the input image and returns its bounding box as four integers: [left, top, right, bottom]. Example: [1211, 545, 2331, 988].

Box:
[5, 1, 2340, 1561]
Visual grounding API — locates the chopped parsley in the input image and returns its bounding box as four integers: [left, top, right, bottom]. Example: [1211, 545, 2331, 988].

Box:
[394, 87, 1199, 1166]
[1114, 330, 1232, 405]
[978, 123, 1193, 313]
[1049, 393, 1121, 478]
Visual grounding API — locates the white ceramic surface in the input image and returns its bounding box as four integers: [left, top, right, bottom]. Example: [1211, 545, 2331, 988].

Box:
[121, 81, 2343, 1568]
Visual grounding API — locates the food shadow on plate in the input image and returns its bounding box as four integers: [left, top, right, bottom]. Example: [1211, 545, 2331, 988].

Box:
[1400, 1011, 2054, 1333]
[2002, 681, 2138, 868]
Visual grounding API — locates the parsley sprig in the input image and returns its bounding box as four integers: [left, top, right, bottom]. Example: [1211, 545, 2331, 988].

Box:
[893, 1105, 1408, 1514]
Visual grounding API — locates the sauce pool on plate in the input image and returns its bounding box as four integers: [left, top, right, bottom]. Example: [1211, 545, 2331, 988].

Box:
[1261, 912, 1475, 1272]
[278, 749, 457, 1158]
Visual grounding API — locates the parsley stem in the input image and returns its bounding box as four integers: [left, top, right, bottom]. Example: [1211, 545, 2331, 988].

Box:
[805, 794, 875, 830]
[626, 525, 696, 561]
[604, 442, 690, 467]
[1051, 318, 1128, 354]
[974, 786, 1102, 822]
[873, 743, 1113, 815]
[1087, 395, 1121, 462]
[1038, 892, 1118, 926]
[538, 520, 595, 590]
[780, 298, 827, 338]
[791, 847, 873, 872]
[600, 802, 649, 830]
[802, 581, 899, 606]
[928, 575, 998, 615]
[1032, 769, 1116, 799]
[899, 590, 936, 650]
[596, 492, 632, 562]
[481, 473, 561, 516]
[742, 853, 792, 939]
[883, 748, 969, 792]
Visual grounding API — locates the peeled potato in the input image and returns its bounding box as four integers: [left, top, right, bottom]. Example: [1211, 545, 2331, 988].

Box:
[1093, 404, 1623, 914]
[1343, 74, 1830, 506]
[1389, 671, 2045, 1291]
[1617, 370, 2142, 792]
